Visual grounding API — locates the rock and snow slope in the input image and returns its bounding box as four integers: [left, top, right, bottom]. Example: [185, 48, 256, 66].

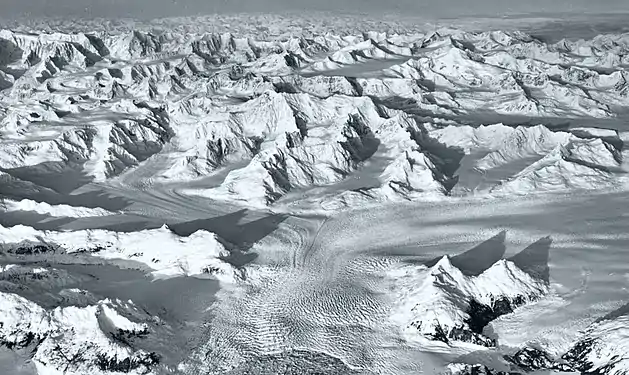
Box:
[562, 308, 629, 375]
[390, 250, 549, 348]
[445, 309, 629, 375]
[0, 224, 237, 280]
[0, 291, 159, 375]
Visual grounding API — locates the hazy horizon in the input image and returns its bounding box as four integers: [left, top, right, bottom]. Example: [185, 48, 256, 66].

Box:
[3, 0, 629, 20]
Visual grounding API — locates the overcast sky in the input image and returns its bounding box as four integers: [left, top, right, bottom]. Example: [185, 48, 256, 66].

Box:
[3, 0, 629, 19]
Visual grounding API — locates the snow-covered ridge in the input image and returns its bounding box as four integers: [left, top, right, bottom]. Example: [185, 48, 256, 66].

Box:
[389, 232, 629, 373]
[0, 291, 159, 375]
[445, 308, 629, 375]
[429, 123, 623, 197]
[391, 252, 549, 347]
[0, 198, 115, 217]
[0, 224, 238, 280]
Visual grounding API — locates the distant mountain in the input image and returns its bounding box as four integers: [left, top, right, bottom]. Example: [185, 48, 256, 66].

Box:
[0, 27, 627, 210]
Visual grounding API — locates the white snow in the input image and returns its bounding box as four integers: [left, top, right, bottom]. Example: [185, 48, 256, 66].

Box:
[1, 14, 629, 375]
[0, 224, 238, 280]
[1, 199, 115, 218]
[389, 256, 548, 345]
[0, 292, 155, 375]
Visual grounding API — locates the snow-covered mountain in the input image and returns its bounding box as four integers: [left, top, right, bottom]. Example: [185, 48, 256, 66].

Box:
[390, 244, 549, 348]
[0, 224, 238, 280]
[445, 309, 629, 375]
[1, 198, 115, 217]
[562, 307, 629, 375]
[2, 14, 629, 375]
[1, 25, 628, 209]
[438, 302, 629, 375]
[430, 123, 623, 196]
[412, 258, 547, 347]
[0, 291, 159, 375]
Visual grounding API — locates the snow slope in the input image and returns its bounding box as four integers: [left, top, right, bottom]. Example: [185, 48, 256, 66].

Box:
[1, 198, 115, 217]
[0, 224, 237, 280]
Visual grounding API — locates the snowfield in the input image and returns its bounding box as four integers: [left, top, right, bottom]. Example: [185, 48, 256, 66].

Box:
[1, 13, 629, 375]
[0, 224, 238, 280]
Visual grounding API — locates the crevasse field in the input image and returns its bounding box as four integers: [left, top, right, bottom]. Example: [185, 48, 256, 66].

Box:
[1, 12, 629, 375]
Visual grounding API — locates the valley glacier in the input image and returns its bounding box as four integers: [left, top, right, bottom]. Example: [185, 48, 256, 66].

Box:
[1, 12, 629, 375]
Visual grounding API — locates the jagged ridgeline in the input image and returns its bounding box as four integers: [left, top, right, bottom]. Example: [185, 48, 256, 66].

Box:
[0, 28, 627, 209]
[394, 232, 550, 348]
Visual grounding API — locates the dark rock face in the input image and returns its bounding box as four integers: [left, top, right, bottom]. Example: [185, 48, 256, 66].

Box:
[0, 240, 110, 255]
[111, 328, 150, 346]
[452, 339, 619, 375]
[501, 347, 577, 373]
[95, 352, 160, 373]
[453, 347, 576, 375]
[563, 338, 594, 365]
[448, 325, 496, 347]
[466, 296, 526, 335]
[284, 53, 301, 69]
[1, 241, 58, 255]
[272, 81, 299, 94]
[434, 295, 530, 347]
[0, 330, 41, 350]
[506, 347, 555, 371]
[416, 295, 535, 347]
[562, 338, 613, 374]
[431, 323, 450, 343]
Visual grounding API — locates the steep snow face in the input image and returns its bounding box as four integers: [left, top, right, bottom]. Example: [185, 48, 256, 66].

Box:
[0, 292, 159, 375]
[390, 256, 548, 347]
[2, 26, 628, 209]
[0, 224, 237, 280]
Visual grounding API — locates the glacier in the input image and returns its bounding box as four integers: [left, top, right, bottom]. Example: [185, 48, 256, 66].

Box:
[1, 13, 629, 375]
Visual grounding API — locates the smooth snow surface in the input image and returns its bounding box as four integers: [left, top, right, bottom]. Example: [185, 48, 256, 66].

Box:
[1, 13, 629, 375]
